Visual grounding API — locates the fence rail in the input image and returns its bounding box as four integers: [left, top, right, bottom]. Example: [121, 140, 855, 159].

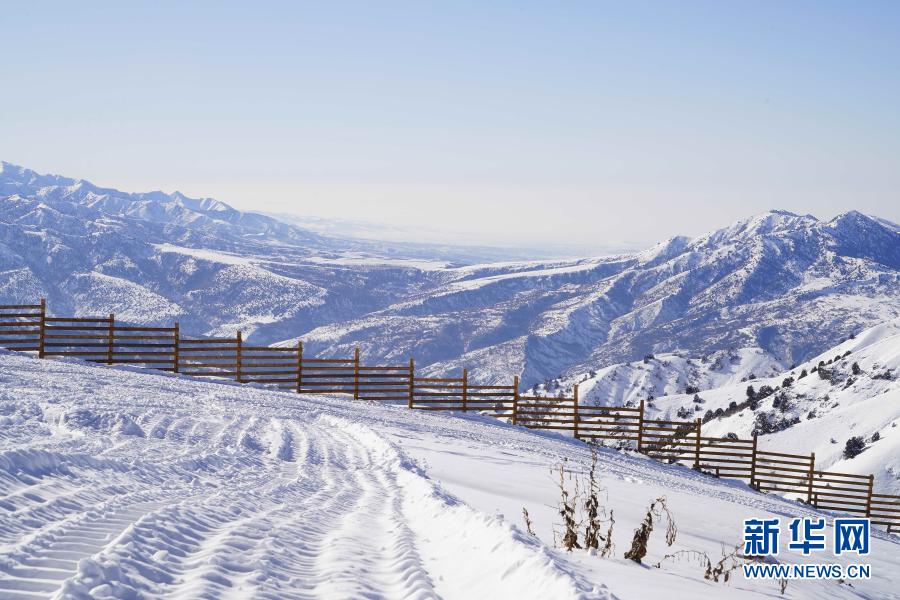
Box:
[1, 299, 897, 534]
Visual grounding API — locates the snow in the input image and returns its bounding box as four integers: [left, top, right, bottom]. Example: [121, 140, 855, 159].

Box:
[547, 348, 785, 408]
[152, 243, 254, 266]
[303, 254, 451, 270]
[65, 272, 185, 324]
[1, 351, 898, 599]
[647, 317, 900, 493]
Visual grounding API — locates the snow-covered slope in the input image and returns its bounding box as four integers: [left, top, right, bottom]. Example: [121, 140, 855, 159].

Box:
[646, 317, 900, 493]
[1, 351, 899, 599]
[532, 347, 785, 407]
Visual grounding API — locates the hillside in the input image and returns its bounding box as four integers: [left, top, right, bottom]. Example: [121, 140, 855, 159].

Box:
[0, 161, 458, 338]
[2, 351, 899, 599]
[631, 317, 900, 494]
[3, 162, 900, 396]
[533, 347, 786, 406]
[300, 211, 900, 389]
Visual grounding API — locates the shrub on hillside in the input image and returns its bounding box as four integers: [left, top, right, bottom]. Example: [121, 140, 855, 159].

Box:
[843, 436, 867, 459]
[752, 411, 800, 436]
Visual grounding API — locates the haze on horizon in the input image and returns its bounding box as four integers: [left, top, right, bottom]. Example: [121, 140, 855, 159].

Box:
[2, 2, 899, 251]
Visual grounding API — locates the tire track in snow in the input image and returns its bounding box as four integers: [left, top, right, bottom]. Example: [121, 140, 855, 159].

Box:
[310, 423, 437, 599]
[152, 418, 436, 599]
[2, 410, 444, 599]
[2, 381, 611, 599]
[1, 491, 187, 599]
[333, 418, 612, 600]
[0, 411, 256, 598]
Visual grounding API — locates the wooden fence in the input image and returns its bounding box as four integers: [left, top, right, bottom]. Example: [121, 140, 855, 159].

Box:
[1, 300, 898, 534]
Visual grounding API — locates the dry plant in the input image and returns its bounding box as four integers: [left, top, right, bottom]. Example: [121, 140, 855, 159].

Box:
[654, 543, 747, 582]
[582, 446, 614, 555]
[623, 496, 677, 563]
[654, 542, 787, 595]
[599, 510, 615, 557]
[555, 463, 581, 551]
[583, 448, 602, 549]
[522, 507, 536, 536]
[550, 449, 618, 556]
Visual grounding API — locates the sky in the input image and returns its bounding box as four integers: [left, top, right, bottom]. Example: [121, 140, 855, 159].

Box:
[2, 1, 899, 251]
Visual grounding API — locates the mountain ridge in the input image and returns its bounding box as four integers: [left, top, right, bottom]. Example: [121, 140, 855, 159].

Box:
[2, 161, 899, 395]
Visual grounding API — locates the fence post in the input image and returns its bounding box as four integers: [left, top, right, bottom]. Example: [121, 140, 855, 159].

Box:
[806, 453, 816, 504]
[173, 322, 180, 373]
[749, 434, 758, 489]
[512, 376, 519, 425]
[865, 474, 875, 518]
[296, 341, 303, 394]
[462, 368, 468, 412]
[573, 385, 580, 440]
[235, 331, 242, 383]
[353, 347, 360, 400]
[107, 313, 114, 365]
[38, 298, 46, 358]
[408, 357, 414, 409]
[694, 418, 702, 470]
[636, 399, 645, 453]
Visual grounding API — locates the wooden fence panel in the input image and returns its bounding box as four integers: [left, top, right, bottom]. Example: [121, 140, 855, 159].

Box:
[42, 315, 113, 361]
[809, 470, 873, 516]
[177, 337, 240, 379]
[697, 436, 755, 481]
[411, 376, 464, 410]
[358, 365, 414, 402]
[110, 324, 177, 370]
[517, 394, 576, 432]
[0, 301, 43, 353]
[239, 345, 300, 388]
[640, 418, 700, 467]
[577, 405, 642, 445]
[870, 494, 900, 533]
[297, 358, 356, 395]
[753, 450, 815, 503]
[464, 383, 516, 418]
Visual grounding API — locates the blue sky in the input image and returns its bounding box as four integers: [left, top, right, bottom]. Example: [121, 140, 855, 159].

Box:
[2, 1, 899, 249]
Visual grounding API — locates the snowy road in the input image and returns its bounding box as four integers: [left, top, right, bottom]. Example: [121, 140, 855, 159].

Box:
[0, 353, 607, 599]
[1, 351, 899, 599]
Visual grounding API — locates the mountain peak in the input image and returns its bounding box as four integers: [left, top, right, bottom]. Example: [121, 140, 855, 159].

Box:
[692, 209, 817, 249]
[828, 210, 880, 227]
[826, 210, 898, 237]
[0, 161, 28, 176]
[762, 208, 801, 217]
[742, 209, 814, 228]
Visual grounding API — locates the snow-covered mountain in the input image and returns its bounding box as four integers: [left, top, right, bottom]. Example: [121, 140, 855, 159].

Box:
[301, 210, 900, 388]
[0, 161, 463, 337]
[2, 161, 899, 393]
[637, 317, 900, 494]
